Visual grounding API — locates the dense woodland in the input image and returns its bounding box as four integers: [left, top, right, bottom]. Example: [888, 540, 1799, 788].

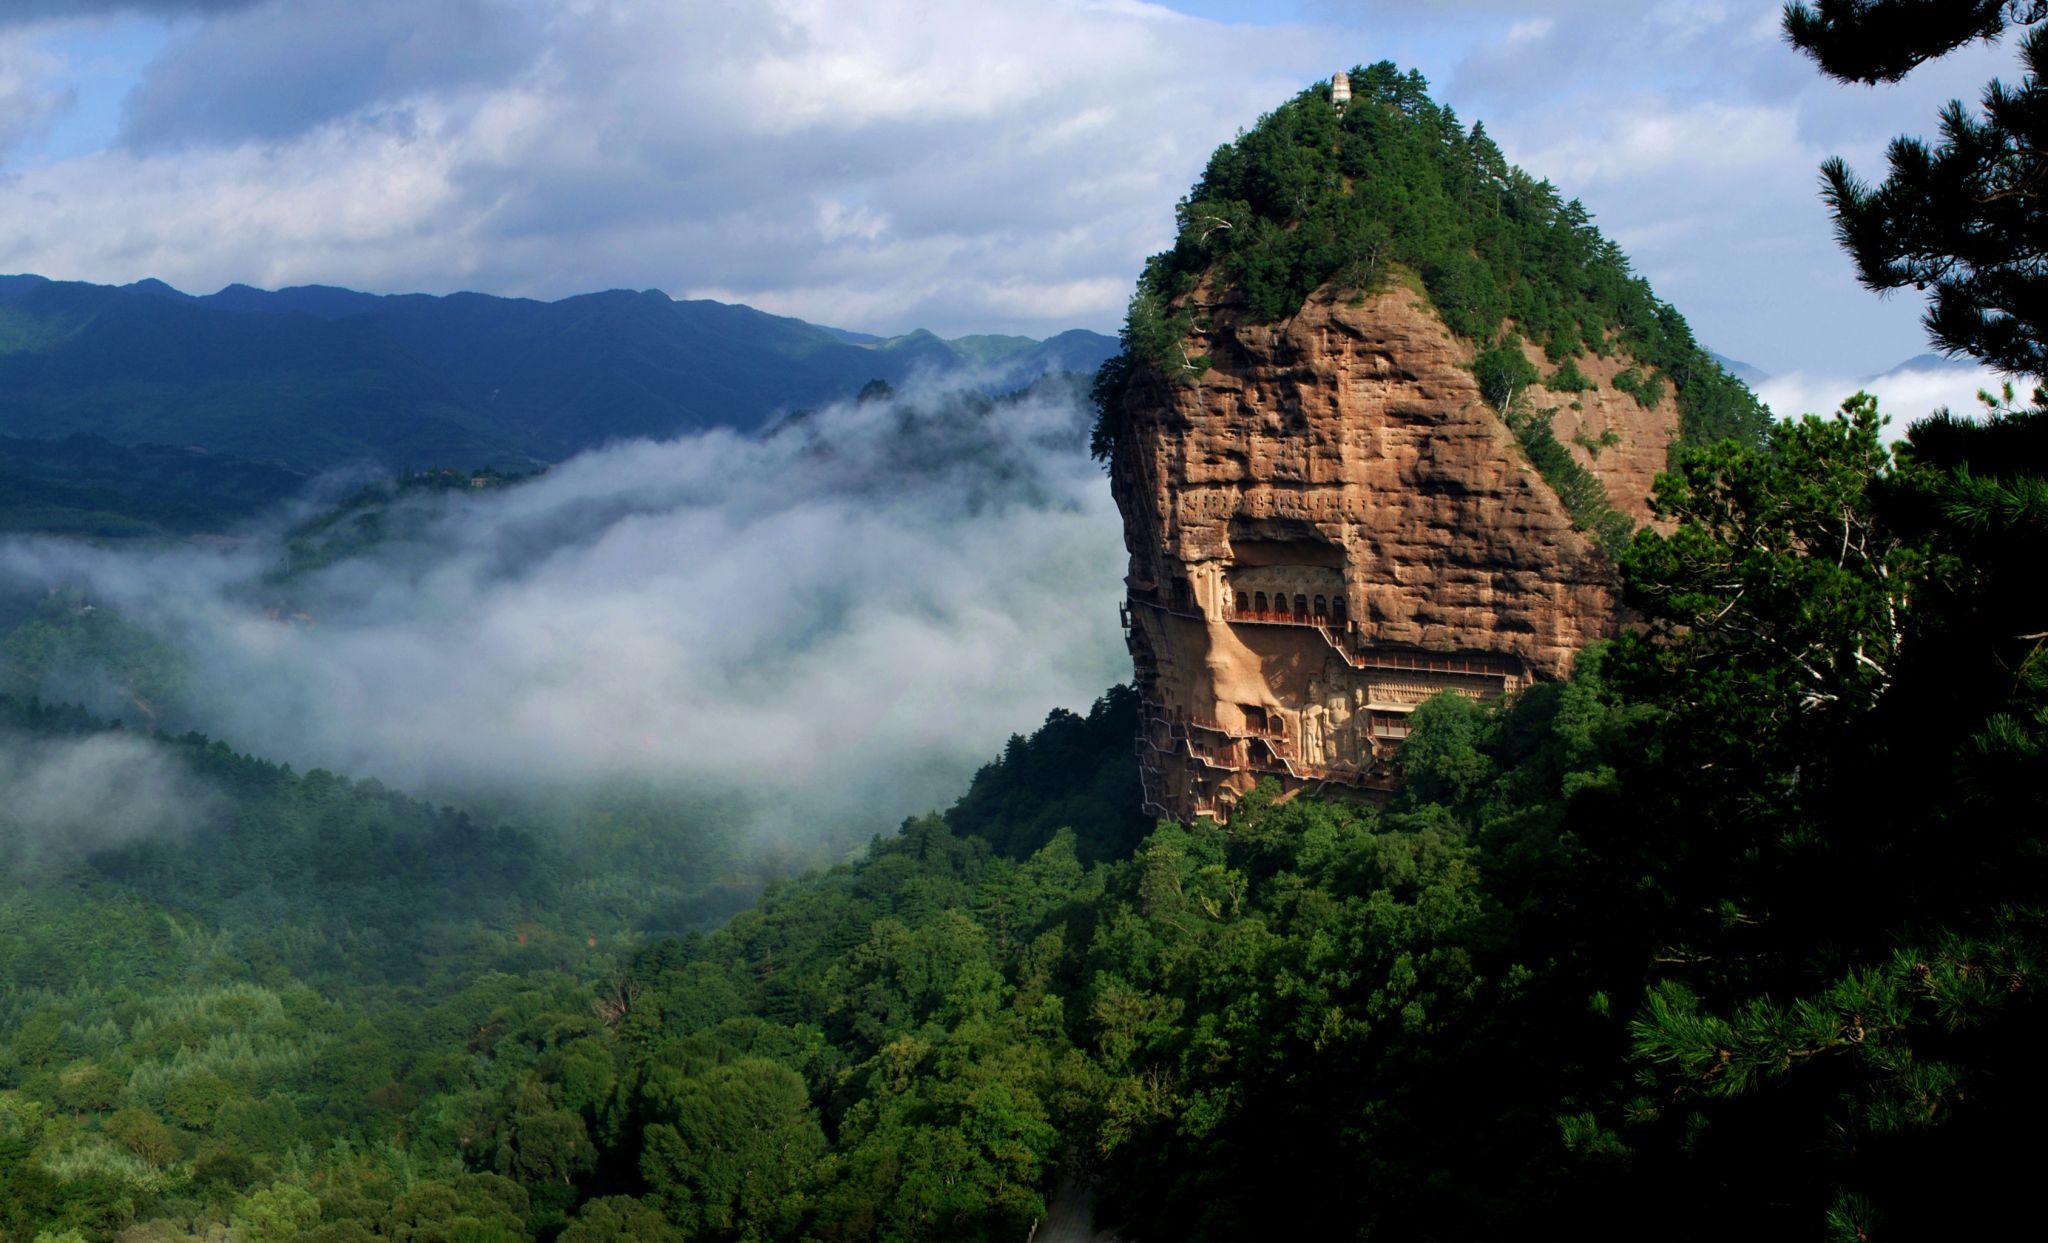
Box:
[7, 384, 2042, 1239]
[0, 437, 305, 541]
[5, 3, 2048, 1239]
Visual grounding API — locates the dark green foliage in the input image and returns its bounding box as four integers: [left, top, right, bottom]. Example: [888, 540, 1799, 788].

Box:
[4, 371, 2044, 1243]
[637, 1058, 822, 1235]
[0, 698, 550, 984]
[1784, 0, 2041, 84]
[1544, 356, 1594, 392]
[0, 434, 306, 538]
[558, 1196, 680, 1241]
[0, 678, 1143, 1240]
[1587, 396, 2048, 1239]
[942, 686, 1147, 862]
[1087, 350, 1133, 462]
[0, 688, 764, 1241]
[1506, 407, 1637, 552]
[591, 392, 2046, 1240]
[1472, 334, 1540, 411]
[1091, 62, 1769, 463]
[1611, 363, 1665, 408]
[1792, 4, 2048, 374]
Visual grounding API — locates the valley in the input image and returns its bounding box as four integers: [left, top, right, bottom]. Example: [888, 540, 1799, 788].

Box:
[2, 5, 2046, 1241]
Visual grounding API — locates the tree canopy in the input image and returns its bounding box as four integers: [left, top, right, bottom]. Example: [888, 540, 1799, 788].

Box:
[1092, 61, 1769, 465]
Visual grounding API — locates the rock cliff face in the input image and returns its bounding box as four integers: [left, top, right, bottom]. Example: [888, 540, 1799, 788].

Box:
[1524, 339, 1685, 525]
[1110, 278, 1680, 821]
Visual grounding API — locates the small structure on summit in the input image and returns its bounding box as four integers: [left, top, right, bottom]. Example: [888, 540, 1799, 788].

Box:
[1104, 68, 1701, 824]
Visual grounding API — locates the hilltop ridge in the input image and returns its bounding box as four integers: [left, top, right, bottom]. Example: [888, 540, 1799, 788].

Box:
[1094, 61, 1765, 465]
[0, 274, 1116, 471]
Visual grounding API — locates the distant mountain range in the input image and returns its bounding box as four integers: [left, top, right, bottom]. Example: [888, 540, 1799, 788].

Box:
[1710, 349, 1984, 389]
[0, 274, 1117, 472]
[1708, 351, 1770, 387]
[1871, 352, 1982, 378]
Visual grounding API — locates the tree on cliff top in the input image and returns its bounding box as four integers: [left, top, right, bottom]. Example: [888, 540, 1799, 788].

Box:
[1090, 62, 1767, 463]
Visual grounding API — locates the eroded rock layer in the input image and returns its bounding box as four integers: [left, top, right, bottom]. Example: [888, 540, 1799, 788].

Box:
[1111, 280, 1680, 821]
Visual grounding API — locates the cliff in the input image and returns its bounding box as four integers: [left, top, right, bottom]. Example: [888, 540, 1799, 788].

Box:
[1103, 64, 1756, 822]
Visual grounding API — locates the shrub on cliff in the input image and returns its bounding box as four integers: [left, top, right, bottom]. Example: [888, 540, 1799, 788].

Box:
[1473, 335, 1540, 411]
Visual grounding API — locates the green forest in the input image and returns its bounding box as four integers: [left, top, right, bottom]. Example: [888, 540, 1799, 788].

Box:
[6, 2, 2048, 1240]
[8, 387, 2042, 1239]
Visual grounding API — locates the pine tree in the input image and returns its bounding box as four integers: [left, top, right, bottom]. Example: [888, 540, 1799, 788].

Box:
[1784, 1, 2042, 84]
[1789, 1, 2048, 373]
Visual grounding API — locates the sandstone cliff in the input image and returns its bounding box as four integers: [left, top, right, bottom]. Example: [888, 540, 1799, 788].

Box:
[1111, 278, 1680, 821]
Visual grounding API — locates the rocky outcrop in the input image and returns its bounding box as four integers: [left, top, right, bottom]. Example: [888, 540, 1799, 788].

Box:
[1524, 340, 1683, 525]
[1110, 277, 1680, 822]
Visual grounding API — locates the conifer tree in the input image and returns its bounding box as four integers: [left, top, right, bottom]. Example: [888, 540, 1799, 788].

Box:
[1785, 1, 2043, 83]
[1789, 1, 2048, 373]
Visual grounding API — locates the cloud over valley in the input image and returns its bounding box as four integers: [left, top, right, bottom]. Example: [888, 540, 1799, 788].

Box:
[0, 382, 1130, 845]
[0, 728, 217, 865]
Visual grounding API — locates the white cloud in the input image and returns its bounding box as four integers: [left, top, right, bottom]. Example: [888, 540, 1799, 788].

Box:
[0, 0, 1319, 337]
[1757, 361, 2007, 441]
[0, 730, 217, 864]
[0, 34, 72, 157]
[1522, 101, 1806, 186]
[0, 0, 2033, 369]
[0, 379, 1130, 843]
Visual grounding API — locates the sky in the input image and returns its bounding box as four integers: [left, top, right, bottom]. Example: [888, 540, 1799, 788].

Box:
[0, 0, 2029, 384]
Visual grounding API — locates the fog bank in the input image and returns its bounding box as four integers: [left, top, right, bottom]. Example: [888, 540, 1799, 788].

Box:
[1757, 360, 2009, 440]
[0, 730, 217, 866]
[0, 382, 1129, 844]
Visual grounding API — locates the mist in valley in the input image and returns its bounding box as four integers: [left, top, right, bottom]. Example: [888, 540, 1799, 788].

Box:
[0, 728, 218, 869]
[0, 379, 1129, 858]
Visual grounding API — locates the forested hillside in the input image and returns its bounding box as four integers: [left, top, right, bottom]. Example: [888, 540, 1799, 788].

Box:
[0, 686, 1140, 1240]
[0, 693, 766, 1241]
[5, 4, 2048, 1240]
[6, 377, 2042, 1239]
[0, 436, 306, 540]
[0, 277, 1115, 471]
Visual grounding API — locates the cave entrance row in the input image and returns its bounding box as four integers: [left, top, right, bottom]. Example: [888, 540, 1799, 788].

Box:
[1231, 591, 1346, 625]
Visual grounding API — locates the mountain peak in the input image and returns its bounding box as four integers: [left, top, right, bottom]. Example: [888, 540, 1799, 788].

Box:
[1100, 61, 1763, 455]
[123, 277, 186, 298]
[1101, 65, 1768, 823]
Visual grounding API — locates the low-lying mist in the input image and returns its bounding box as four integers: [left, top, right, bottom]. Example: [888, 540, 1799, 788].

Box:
[0, 729, 218, 868]
[1756, 361, 2010, 440]
[0, 380, 1129, 850]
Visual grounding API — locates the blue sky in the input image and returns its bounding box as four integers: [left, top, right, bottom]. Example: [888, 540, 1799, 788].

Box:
[0, 0, 2027, 402]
